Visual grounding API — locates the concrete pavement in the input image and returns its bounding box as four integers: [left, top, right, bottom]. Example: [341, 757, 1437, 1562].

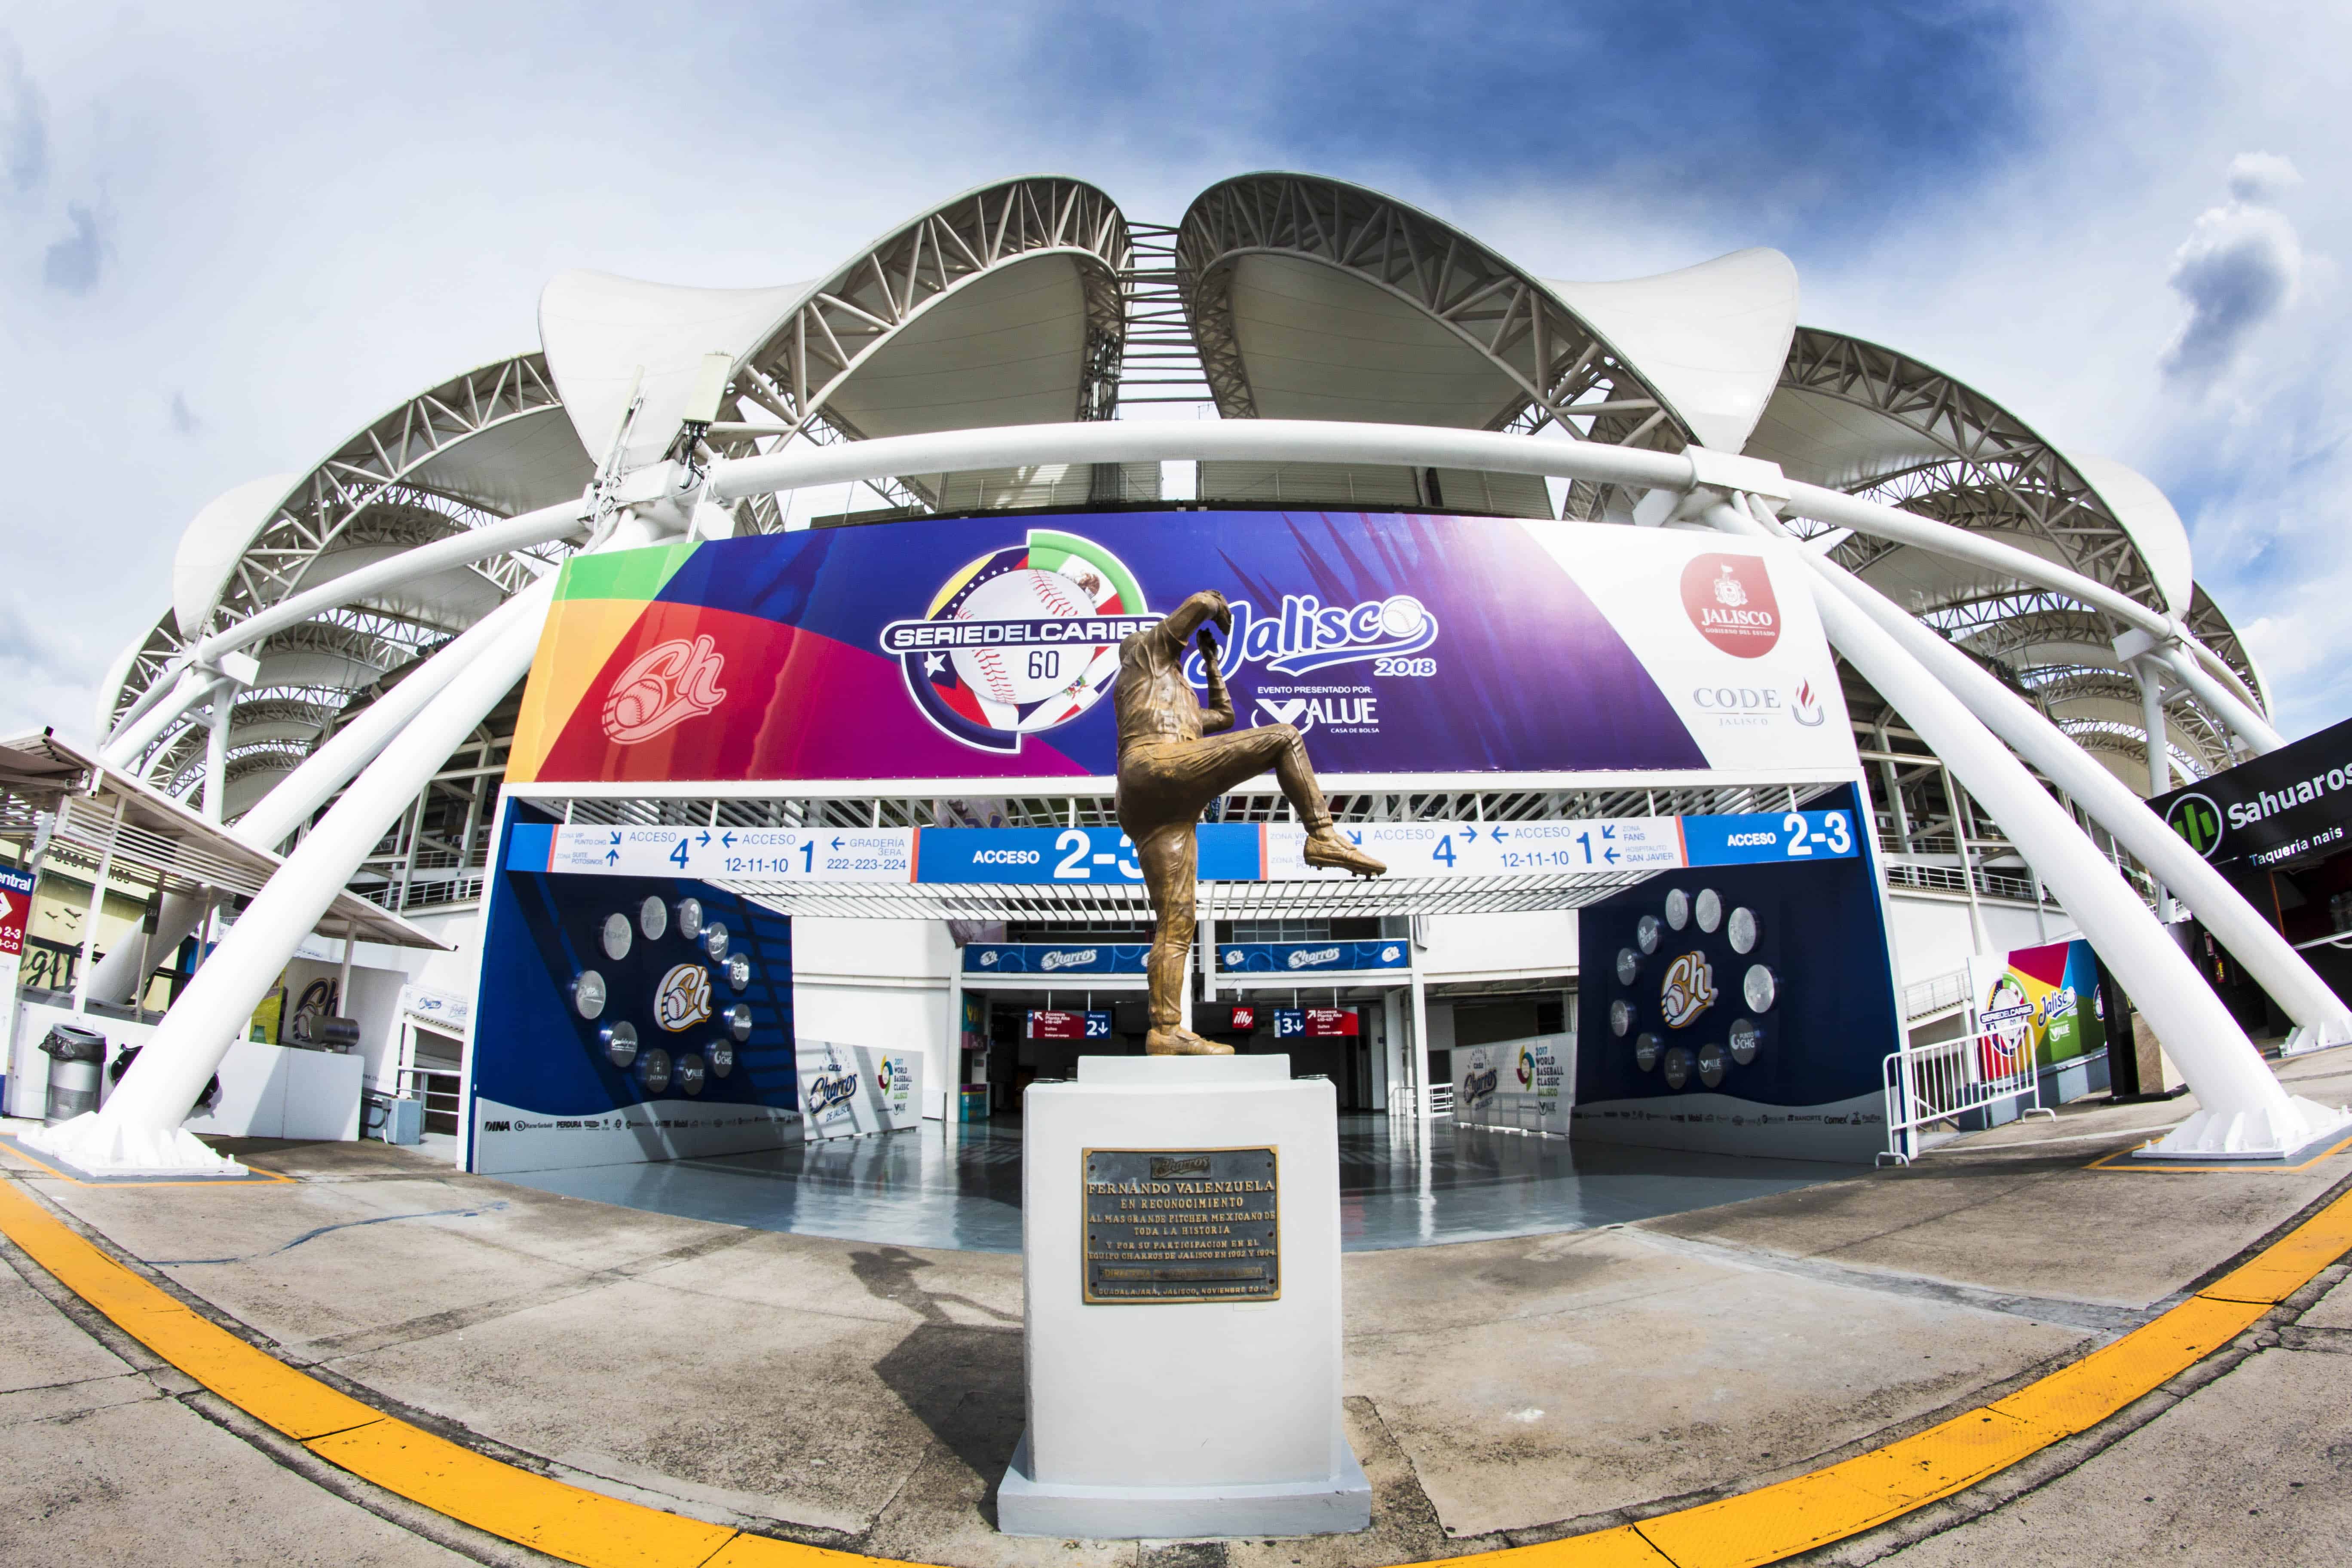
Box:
[3, 1046, 2350, 1565]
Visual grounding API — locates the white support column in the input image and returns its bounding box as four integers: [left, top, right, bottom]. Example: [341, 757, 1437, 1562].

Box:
[201, 683, 233, 824]
[946, 955, 965, 1112]
[1773, 507, 2351, 1053]
[2151, 644, 2285, 755]
[1943, 768, 1991, 956]
[2137, 661, 2179, 923]
[82, 579, 556, 1008]
[1408, 969, 1430, 1119]
[28, 584, 557, 1175]
[1714, 496, 2347, 1158]
[68, 796, 126, 1016]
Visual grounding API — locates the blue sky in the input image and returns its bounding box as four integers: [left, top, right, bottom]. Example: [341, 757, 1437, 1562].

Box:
[0, 0, 2345, 741]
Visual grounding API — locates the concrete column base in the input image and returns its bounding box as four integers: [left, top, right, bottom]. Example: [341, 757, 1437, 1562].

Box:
[996, 1430, 1370, 1539]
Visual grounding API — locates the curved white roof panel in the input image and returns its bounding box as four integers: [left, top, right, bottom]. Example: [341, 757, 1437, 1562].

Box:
[1542, 248, 1798, 453]
[172, 474, 300, 637]
[2066, 452, 2195, 616]
[538, 272, 812, 476]
[821, 252, 1099, 438]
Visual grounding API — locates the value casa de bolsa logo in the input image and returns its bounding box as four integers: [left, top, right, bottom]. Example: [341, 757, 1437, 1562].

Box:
[877, 526, 1444, 751]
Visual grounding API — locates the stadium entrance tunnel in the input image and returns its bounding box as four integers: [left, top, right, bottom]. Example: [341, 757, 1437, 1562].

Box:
[459, 510, 1906, 1246]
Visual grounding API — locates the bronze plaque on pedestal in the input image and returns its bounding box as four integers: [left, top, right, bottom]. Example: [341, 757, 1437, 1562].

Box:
[1082, 1146, 1280, 1304]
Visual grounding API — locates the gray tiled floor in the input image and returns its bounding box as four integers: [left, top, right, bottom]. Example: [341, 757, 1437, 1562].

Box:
[495, 1114, 1857, 1252]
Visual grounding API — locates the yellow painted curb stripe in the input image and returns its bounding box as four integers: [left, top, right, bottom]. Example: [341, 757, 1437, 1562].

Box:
[3, 1176, 2349, 1568]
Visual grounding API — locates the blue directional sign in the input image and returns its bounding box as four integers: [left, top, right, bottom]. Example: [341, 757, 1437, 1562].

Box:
[1680, 808, 1861, 867]
[917, 825, 1264, 884]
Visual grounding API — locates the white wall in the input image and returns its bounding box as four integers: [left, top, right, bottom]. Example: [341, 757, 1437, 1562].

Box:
[1884, 891, 2075, 989]
[1416, 910, 1578, 984]
[791, 917, 953, 1117]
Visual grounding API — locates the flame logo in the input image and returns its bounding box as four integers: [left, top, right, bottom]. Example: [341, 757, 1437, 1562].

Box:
[1792, 679, 1825, 728]
[602, 635, 728, 744]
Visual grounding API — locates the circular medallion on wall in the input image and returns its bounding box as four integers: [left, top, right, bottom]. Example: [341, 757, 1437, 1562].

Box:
[1634, 1032, 1662, 1072]
[1697, 1040, 1728, 1088]
[600, 912, 632, 962]
[1662, 1045, 1694, 1090]
[572, 970, 606, 1020]
[1728, 906, 1760, 955]
[639, 1048, 673, 1094]
[1728, 1017, 1763, 1065]
[1664, 888, 1690, 930]
[1743, 964, 1778, 1013]
[638, 895, 669, 941]
[1695, 888, 1723, 934]
[600, 1019, 638, 1069]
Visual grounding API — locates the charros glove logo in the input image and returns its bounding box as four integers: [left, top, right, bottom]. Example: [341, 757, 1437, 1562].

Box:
[1680, 554, 1780, 658]
[1660, 951, 1718, 1029]
[879, 528, 1154, 753]
[654, 964, 714, 1032]
[602, 635, 728, 744]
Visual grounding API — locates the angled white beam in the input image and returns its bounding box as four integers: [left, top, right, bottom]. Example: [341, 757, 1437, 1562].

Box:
[1710, 496, 2343, 1159]
[102, 498, 587, 762]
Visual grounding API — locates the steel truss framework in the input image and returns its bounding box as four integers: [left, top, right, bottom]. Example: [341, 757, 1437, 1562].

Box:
[720, 178, 1133, 532]
[1173, 174, 1691, 519]
[1776, 328, 2265, 770]
[110, 354, 576, 780]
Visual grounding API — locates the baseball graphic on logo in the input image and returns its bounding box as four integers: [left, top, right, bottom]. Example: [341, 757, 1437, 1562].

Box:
[1377, 594, 1428, 640]
[655, 963, 714, 1033]
[880, 529, 1152, 754]
[602, 634, 728, 744]
[951, 568, 1095, 709]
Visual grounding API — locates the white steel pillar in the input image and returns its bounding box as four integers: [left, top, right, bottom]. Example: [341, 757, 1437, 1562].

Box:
[2150, 644, 2285, 755]
[1408, 969, 1431, 1119]
[200, 680, 233, 823]
[1779, 511, 2351, 1054]
[1714, 496, 2346, 1158]
[82, 580, 556, 1008]
[28, 588, 556, 1174]
[2137, 661, 2179, 923]
[67, 796, 126, 1017]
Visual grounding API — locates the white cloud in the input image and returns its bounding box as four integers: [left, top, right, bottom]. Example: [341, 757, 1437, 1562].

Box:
[2160, 161, 2304, 383]
[2227, 150, 2303, 204]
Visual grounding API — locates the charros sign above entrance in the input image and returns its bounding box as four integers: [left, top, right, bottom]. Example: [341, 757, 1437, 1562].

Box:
[506, 511, 1854, 788]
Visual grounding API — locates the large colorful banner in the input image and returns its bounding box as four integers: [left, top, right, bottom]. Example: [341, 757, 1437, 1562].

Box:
[508, 511, 1854, 787]
[1972, 939, 2107, 1076]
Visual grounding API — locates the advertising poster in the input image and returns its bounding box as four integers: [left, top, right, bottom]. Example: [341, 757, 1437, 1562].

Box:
[799, 1040, 922, 1141]
[1453, 1036, 1571, 1135]
[0, 865, 34, 1008]
[1974, 939, 2106, 1073]
[507, 511, 1853, 789]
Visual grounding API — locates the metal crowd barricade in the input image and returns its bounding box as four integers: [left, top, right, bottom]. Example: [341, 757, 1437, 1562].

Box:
[1878, 1024, 2054, 1165]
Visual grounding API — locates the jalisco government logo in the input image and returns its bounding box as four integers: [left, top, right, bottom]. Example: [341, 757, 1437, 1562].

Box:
[1679, 553, 1781, 659]
[602, 634, 728, 744]
[880, 529, 1155, 753]
[2166, 792, 2225, 859]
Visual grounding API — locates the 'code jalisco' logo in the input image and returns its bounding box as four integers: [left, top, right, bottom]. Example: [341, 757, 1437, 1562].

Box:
[879, 529, 1155, 753]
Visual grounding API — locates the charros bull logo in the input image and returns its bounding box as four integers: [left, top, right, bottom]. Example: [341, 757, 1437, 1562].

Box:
[1660, 951, 1718, 1029]
[1680, 554, 1780, 659]
[880, 529, 1153, 753]
[602, 635, 728, 744]
[655, 963, 713, 1032]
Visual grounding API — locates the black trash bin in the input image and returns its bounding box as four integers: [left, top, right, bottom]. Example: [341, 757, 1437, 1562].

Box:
[38, 1025, 105, 1125]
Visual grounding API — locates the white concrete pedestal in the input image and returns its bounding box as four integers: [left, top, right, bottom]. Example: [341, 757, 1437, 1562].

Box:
[998, 1055, 1369, 1539]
